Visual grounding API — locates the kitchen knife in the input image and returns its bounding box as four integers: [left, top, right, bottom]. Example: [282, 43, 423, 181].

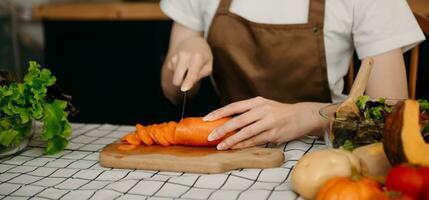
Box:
[180, 91, 187, 121]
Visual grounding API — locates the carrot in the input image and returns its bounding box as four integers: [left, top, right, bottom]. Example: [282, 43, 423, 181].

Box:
[153, 124, 170, 146]
[146, 125, 160, 144]
[164, 121, 177, 145]
[124, 133, 141, 145]
[136, 124, 153, 145]
[175, 117, 235, 146]
[116, 117, 235, 151]
[117, 144, 138, 151]
[121, 132, 134, 142]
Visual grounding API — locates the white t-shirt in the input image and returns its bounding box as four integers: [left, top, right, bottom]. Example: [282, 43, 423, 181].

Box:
[160, 0, 425, 103]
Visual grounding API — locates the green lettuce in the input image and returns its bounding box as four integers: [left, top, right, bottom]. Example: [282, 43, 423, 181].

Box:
[418, 99, 429, 111]
[341, 140, 354, 151]
[0, 61, 74, 154]
[356, 95, 370, 111]
[356, 95, 392, 121]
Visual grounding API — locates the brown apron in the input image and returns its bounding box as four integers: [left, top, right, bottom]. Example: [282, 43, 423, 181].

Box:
[207, 0, 332, 104]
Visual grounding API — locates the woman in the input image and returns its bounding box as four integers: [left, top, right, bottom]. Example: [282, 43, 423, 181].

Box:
[160, 0, 425, 150]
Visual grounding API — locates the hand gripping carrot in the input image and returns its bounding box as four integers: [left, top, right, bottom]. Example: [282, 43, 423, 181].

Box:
[118, 117, 235, 150]
[174, 117, 234, 146]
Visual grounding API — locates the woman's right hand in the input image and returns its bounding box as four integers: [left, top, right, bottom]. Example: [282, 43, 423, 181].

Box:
[166, 36, 213, 92]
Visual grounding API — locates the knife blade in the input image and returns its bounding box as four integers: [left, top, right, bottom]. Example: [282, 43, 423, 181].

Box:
[180, 91, 187, 121]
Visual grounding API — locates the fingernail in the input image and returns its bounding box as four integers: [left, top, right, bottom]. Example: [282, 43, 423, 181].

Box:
[202, 114, 212, 121]
[217, 143, 225, 150]
[207, 130, 217, 141]
[181, 85, 189, 92]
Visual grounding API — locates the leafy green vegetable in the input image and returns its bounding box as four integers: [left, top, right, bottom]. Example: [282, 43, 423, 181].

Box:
[46, 135, 69, 155]
[333, 96, 395, 150]
[423, 122, 429, 143]
[0, 115, 32, 151]
[333, 96, 429, 150]
[0, 129, 19, 147]
[0, 61, 74, 154]
[356, 95, 370, 111]
[356, 96, 392, 121]
[418, 99, 429, 111]
[423, 122, 429, 134]
[364, 106, 384, 120]
[341, 140, 354, 151]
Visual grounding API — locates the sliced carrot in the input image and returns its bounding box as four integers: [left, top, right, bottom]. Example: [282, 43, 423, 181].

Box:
[124, 133, 141, 145]
[121, 132, 135, 142]
[153, 124, 170, 146]
[136, 124, 153, 145]
[159, 123, 172, 144]
[164, 121, 177, 145]
[147, 125, 161, 145]
[117, 144, 138, 151]
[117, 117, 234, 149]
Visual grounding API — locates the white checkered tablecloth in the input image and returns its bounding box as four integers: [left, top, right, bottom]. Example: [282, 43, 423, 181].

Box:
[0, 123, 327, 200]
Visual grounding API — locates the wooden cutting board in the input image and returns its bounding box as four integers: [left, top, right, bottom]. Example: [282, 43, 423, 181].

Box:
[99, 143, 284, 173]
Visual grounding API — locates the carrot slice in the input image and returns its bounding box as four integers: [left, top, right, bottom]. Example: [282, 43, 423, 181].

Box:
[146, 125, 160, 144]
[153, 124, 170, 146]
[117, 144, 138, 151]
[136, 124, 153, 145]
[124, 133, 141, 145]
[121, 132, 135, 142]
[164, 121, 177, 145]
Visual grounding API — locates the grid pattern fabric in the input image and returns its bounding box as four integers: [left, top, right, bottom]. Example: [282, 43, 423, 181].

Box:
[0, 123, 326, 200]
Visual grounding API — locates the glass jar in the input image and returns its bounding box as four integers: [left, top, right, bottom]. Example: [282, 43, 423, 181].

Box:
[0, 115, 34, 158]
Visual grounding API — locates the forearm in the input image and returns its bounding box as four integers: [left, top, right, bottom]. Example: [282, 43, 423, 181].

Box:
[296, 102, 331, 138]
[305, 49, 408, 137]
[365, 48, 408, 99]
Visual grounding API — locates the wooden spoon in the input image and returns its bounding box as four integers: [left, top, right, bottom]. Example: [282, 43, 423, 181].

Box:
[335, 58, 374, 119]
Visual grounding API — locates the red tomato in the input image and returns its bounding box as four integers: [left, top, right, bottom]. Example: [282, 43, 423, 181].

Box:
[418, 166, 429, 186]
[385, 164, 426, 200]
[424, 191, 429, 200]
[418, 167, 429, 200]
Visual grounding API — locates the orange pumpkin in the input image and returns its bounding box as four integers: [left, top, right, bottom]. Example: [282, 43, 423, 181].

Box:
[316, 176, 383, 200]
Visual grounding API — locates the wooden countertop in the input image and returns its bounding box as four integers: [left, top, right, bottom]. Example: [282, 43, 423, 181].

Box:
[33, 2, 169, 20]
[408, 0, 429, 34]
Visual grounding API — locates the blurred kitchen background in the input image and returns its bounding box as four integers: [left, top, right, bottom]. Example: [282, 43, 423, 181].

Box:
[1, 0, 43, 77]
[0, 0, 428, 125]
[0, 0, 220, 125]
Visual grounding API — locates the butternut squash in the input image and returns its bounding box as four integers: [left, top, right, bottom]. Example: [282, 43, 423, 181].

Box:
[352, 143, 391, 183]
[383, 100, 429, 167]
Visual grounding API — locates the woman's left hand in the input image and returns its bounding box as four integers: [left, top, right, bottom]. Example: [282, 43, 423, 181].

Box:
[203, 96, 328, 150]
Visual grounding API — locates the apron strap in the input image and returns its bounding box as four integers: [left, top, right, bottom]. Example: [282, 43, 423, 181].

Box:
[308, 0, 325, 27]
[216, 0, 232, 14]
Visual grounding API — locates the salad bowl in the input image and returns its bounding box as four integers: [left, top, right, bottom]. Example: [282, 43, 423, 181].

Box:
[0, 115, 34, 158]
[319, 97, 402, 150]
